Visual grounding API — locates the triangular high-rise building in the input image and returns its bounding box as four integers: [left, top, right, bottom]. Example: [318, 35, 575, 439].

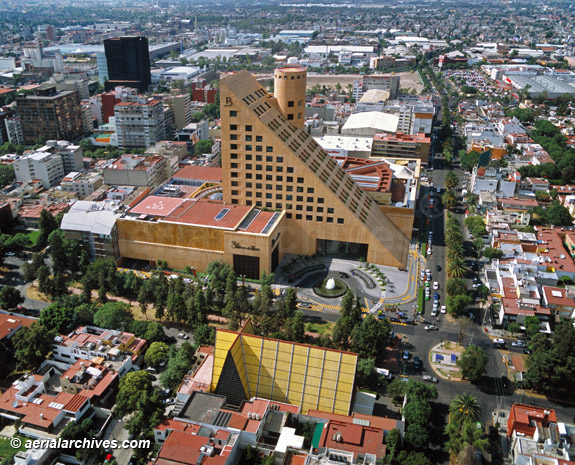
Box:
[220, 68, 409, 267]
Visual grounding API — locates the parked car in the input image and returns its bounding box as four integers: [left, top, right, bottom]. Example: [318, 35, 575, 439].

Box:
[431, 308, 438, 317]
[339, 272, 350, 278]
[441, 305, 446, 314]
[436, 265, 441, 271]
[413, 356, 422, 369]
[433, 281, 439, 290]
[402, 350, 410, 361]
[425, 325, 438, 331]
[511, 341, 526, 348]
[422, 375, 438, 383]
[434, 292, 439, 300]
[177, 333, 189, 339]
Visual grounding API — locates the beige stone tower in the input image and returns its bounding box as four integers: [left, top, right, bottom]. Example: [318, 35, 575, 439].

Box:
[219, 70, 410, 268]
[273, 66, 307, 129]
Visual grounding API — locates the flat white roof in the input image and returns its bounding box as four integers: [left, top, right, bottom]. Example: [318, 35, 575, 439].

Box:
[342, 111, 399, 133]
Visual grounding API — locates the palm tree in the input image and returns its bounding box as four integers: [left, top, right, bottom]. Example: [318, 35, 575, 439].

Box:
[445, 231, 464, 249]
[447, 278, 467, 296]
[445, 172, 460, 190]
[447, 246, 464, 263]
[449, 393, 481, 427]
[447, 258, 466, 278]
[442, 189, 458, 210]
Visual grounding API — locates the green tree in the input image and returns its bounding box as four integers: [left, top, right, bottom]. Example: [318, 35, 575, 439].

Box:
[447, 258, 466, 278]
[442, 189, 458, 210]
[449, 393, 481, 426]
[457, 345, 488, 382]
[394, 451, 433, 465]
[446, 294, 473, 316]
[284, 310, 305, 342]
[22, 252, 45, 282]
[446, 278, 467, 296]
[483, 247, 504, 259]
[507, 322, 521, 336]
[385, 428, 402, 464]
[145, 342, 169, 367]
[39, 303, 75, 333]
[12, 323, 55, 370]
[115, 370, 153, 418]
[194, 139, 214, 156]
[354, 357, 378, 388]
[350, 315, 391, 359]
[160, 342, 196, 390]
[93, 302, 133, 329]
[194, 323, 215, 346]
[37, 209, 59, 248]
[445, 171, 459, 189]
[544, 203, 573, 226]
[0, 164, 15, 189]
[0, 286, 24, 309]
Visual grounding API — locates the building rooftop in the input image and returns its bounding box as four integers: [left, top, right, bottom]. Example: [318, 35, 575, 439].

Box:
[130, 195, 185, 218]
[318, 420, 386, 458]
[342, 111, 399, 134]
[173, 166, 223, 183]
[0, 313, 35, 340]
[155, 430, 232, 465]
[61, 200, 122, 236]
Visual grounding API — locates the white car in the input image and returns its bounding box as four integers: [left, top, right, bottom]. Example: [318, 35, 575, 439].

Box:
[441, 305, 446, 314]
[433, 281, 439, 290]
[431, 308, 438, 317]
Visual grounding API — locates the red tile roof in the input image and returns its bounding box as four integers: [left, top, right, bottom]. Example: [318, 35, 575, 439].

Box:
[157, 431, 228, 465]
[163, 200, 251, 230]
[319, 420, 386, 457]
[0, 314, 34, 340]
[173, 166, 223, 183]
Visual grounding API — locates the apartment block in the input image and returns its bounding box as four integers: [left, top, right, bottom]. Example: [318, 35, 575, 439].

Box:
[4, 115, 23, 145]
[103, 154, 170, 188]
[16, 86, 84, 145]
[362, 74, 400, 100]
[114, 96, 166, 148]
[371, 132, 431, 164]
[13, 152, 65, 189]
[60, 171, 103, 198]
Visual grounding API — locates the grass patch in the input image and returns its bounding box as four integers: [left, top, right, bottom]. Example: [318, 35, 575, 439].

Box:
[422, 241, 427, 257]
[0, 434, 27, 459]
[305, 320, 333, 335]
[25, 230, 40, 247]
[417, 288, 424, 314]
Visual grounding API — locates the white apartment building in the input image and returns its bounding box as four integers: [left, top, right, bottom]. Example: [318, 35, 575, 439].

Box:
[13, 152, 65, 189]
[5, 116, 24, 145]
[60, 171, 103, 198]
[114, 96, 166, 148]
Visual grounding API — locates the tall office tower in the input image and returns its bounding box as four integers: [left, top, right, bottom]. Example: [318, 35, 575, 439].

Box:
[16, 86, 84, 145]
[103, 36, 152, 93]
[220, 68, 409, 267]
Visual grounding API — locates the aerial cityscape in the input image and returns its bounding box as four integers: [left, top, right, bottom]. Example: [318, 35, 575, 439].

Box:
[1, 1, 575, 465]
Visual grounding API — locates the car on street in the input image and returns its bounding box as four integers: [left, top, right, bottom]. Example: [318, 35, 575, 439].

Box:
[434, 292, 439, 300]
[493, 338, 506, 348]
[431, 307, 438, 317]
[425, 281, 430, 287]
[422, 375, 438, 383]
[400, 377, 409, 383]
[425, 293, 430, 301]
[413, 356, 422, 369]
[402, 350, 410, 361]
[436, 265, 441, 271]
[339, 272, 350, 278]
[511, 341, 526, 348]
[425, 325, 438, 331]
[441, 305, 446, 314]
[433, 281, 439, 290]
[177, 333, 189, 339]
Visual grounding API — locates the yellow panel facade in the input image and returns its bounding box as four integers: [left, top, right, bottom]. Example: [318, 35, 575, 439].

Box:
[212, 328, 358, 414]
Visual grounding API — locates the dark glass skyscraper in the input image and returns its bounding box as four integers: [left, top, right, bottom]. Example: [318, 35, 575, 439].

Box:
[103, 36, 151, 92]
